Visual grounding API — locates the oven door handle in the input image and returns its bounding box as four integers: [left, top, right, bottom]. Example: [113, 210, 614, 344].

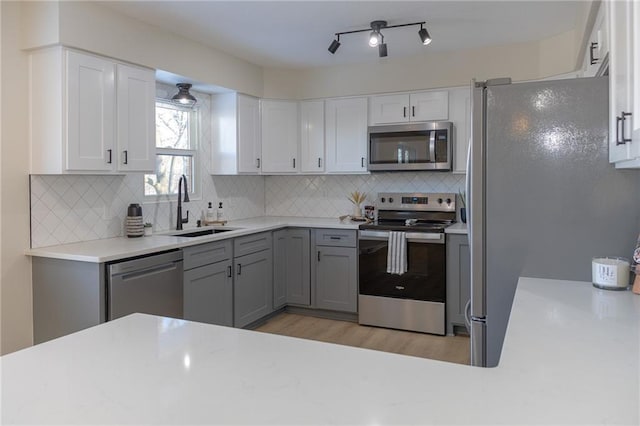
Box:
[359, 230, 444, 243]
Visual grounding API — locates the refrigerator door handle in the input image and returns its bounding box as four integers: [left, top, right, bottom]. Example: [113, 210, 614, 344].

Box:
[464, 299, 472, 332]
[465, 137, 472, 244]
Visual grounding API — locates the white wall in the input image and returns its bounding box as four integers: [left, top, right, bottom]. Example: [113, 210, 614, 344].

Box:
[1, 1, 33, 355]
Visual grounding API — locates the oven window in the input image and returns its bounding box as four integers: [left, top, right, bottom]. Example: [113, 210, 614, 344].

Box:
[359, 240, 446, 302]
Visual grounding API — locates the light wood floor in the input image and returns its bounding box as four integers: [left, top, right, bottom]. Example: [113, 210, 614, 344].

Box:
[254, 312, 470, 365]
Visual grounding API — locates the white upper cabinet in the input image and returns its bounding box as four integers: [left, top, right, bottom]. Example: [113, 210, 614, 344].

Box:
[325, 97, 368, 173]
[29, 47, 155, 174]
[608, 0, 640, 168]
[300, 100, 325, 173]
[211, 93, 261, 175]
[582, 2, 609, 77]
[116, 64, 156, 172]
[448, 87, 471, 174]
[261, 100, 299, 173]
[369, 90, 449, 124]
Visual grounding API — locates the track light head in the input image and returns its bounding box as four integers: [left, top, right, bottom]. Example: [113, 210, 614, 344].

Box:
[369, 31, 381, 47]
[419, 25, 432, 46]
[378, 43, 388, 58]
[328, 38, 341, 54]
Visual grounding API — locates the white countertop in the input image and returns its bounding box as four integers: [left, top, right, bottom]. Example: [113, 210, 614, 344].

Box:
[444, 222, 467, 234]
[25, 216, 361, 263]
[2, 277, 638, 424]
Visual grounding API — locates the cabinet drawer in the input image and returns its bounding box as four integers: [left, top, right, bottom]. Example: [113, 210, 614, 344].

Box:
[315, 229, 357, 247]
[234, 232, 273, 257]
[183, 240, 232, 270]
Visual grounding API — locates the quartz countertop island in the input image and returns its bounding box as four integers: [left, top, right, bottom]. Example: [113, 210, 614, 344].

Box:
[2, 277, 638, 424]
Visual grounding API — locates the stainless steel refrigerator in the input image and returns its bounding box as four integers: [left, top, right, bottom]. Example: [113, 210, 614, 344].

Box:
[466, 76, 640, 367]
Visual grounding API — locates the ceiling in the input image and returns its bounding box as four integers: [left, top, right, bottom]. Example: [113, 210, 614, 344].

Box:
[100, 1, 585, 69]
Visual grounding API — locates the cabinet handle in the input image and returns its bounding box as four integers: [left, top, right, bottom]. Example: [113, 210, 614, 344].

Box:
[412, 106, 416, 117]
[329, 236, 341, 240]
[237, 263, 242, 275]
[317, 251, 321, 262]
[123, 150, 128, 165]
[257, 158, 261, 168]
[107, 149, 112, 164]
[318, 157, 322, 168]
[620, 111, 632, 144]
[227, 265, 232, 278]
[403, 106, 407, 118]
[589, 42, 599, 65]
[616, 116, 622, 145]
[293, 158, 296, 169]
[361, 157, 365, 168]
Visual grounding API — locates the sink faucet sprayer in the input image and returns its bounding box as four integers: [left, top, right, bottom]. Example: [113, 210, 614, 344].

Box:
[176, 174, 190, 230]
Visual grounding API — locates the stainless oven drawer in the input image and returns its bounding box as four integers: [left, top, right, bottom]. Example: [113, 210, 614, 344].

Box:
[359, 294, 445, 335]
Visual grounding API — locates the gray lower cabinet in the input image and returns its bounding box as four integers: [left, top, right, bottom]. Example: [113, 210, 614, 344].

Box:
[446, 234, 471, 335]
[273, 228, 311, 309]
[184, 260, 233, 327]
[234, 232, 273, 328]
[183, 240, 233, 327]
[314, 229, 358, 313]
[32, 257, 106, 344]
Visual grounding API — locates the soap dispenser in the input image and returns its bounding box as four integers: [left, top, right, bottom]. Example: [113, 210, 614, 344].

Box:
[206, 202, 215, 222]
[217, 202, 223, 221]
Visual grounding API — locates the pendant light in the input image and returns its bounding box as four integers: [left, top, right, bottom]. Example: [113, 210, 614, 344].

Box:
[172, 83, 197, 107]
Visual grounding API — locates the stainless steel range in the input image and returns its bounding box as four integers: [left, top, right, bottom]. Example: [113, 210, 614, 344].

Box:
[358, 192, 456, 335]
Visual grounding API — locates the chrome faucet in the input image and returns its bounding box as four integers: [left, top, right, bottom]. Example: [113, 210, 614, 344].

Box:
[176, 174, 190, 230]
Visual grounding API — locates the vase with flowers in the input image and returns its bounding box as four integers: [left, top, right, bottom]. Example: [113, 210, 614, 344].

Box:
[348, 191, 367, 218]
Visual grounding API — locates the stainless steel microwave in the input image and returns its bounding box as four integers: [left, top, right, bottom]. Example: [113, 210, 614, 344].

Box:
[367, 122, 453, 171]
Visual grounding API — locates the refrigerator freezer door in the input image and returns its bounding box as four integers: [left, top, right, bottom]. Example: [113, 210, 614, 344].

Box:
[470, 319, 486, 367]
[469, 82, 486, 320]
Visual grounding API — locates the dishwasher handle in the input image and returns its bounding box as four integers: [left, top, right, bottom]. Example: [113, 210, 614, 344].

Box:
[118, 261, 181, 281]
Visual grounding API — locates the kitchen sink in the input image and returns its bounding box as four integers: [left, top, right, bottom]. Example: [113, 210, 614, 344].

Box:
[170, 228, 233, 238]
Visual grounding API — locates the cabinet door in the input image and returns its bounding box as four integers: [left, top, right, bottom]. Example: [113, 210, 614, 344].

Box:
[449, 88, 471, 174]
[315, 246, 357, 313]
[116, 64, 155, 172]
[608, 0, 634, 163]
[273, 230, 288, 309]
[234, 249, 273, 328]
[325, 97, 368, 173]
[184, 260, 233, 327]
[370, 94, 409, 124]
[410, 91, 449, 121]
[261, 100, 299, 173]
[446, 235, 470, 335]
[237, 94, 261, 173]
[66, 50, 115, 171]
[286, 229, 311, 306]
[300, 101, 325, 172]
[631, 0, 640, 159]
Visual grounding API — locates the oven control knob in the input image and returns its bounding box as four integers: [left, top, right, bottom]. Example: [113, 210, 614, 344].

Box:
[438, 198, 443, 204]
[389, 197, 394, 203]
[446, 198, 452, 204]
[381, 197, 386, 203]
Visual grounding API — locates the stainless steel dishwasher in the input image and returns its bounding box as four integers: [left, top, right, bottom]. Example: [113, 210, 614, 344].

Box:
[107, 250, 184, 321]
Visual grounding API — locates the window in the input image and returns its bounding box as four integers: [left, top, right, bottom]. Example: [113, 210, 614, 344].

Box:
[144, 101, 199, 198]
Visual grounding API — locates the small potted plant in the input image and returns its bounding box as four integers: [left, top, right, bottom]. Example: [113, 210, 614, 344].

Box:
[143, 222, 153, 236]
[458, 190, 467, 223]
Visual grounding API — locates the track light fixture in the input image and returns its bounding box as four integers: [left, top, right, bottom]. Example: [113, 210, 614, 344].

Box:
[172, 83, 197, 107]
[418, 23, 432, 46]
[328, 20, 431, 57]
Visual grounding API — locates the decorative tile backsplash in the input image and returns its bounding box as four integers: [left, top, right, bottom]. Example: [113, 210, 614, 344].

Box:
[265, 173, 465, 218]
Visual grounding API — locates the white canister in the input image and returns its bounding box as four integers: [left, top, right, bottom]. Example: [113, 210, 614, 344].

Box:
[592, 257, 630, 290]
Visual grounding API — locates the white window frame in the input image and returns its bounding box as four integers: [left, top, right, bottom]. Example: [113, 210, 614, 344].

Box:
[144, 99, 201, 202]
